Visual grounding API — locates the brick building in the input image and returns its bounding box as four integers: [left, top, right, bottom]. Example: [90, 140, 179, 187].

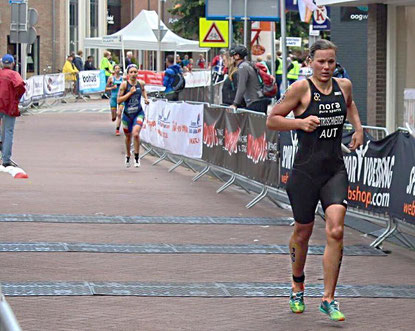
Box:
[0, 0, 175, 75]
[318, 0, 415, 132]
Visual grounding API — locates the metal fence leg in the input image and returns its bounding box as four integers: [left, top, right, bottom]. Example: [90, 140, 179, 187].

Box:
[216, 174, 236, 193]
[182, 160, 197, 173]
[193, 165, 210, 182]
[152, 152, 167, 166]
[246, 185, 268, 209]
[168, 158, 183, 172]
[370, 217, 397, 248]
[140, 147, 153, 159]
[0, 294, 22, 331]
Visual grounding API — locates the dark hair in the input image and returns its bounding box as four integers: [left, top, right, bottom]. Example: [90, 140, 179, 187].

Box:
[166, 55, 174, 64]
[309, 39, 337, 59]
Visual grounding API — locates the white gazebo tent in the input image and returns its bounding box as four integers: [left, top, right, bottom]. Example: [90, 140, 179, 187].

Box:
[84, 10, 209, 71]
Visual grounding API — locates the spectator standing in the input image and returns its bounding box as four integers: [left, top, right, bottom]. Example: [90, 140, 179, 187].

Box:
[125, 51, 133, 68]
[265, 53, 273, 74]
[196, 54, 206, 69]
[73, 50, 84, 72]
[84, 56, 96, 70]
[221, 52, 243, 107]
[163, 55, 183, 102]
[100, 51, 114, 98]
[0, 54, 26, 168]
[229, 45, 270, 113]
[275, 51, 283, 99]
[62, 54, 79, 94]
[211, 49, 226, 82]
[181, 55, 190, 68]
[287, 55, 301, 86]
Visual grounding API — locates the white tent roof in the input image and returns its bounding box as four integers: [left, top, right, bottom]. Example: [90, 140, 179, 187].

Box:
[84, 10, 208, 52]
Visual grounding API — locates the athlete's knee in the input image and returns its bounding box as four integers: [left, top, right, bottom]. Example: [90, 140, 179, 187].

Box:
[293, 223, 313, 243]
[326, 225, 344, 241]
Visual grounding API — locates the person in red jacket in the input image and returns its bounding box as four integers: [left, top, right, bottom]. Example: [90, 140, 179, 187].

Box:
[0, 54, 26, 168]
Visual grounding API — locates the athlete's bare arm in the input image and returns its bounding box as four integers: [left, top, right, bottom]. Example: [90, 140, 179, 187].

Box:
[117, 81, 130, 104]
[105, 76, 114, 92]
[337, 78, 363, 150]
[139, 80, 150, 105]
[266, 80, 320, 132]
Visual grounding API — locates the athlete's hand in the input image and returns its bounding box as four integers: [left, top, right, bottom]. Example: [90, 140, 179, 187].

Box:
[300, 116, 320, 132]
[144, 99, 150, 105]
[349, 129, 364, 151]
[130, 86, 137, 94]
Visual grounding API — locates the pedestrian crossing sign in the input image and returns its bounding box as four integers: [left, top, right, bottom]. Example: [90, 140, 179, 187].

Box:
[199, 18, 229, 48]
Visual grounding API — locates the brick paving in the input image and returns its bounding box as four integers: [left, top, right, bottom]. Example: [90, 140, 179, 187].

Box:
[1, 112, 414, 330]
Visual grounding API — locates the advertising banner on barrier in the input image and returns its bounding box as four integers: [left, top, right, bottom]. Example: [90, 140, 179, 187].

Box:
[32, 75, 44, 101]
[342, 131, 396, 214]
[389, 132, 415, 223]
[43, 73, 65, 98]
[202, 108, 279, 185]
[279, 129, 415, 222]
[21, 76, 34, 106]
[78, 70, 106, 94]
[141, 100, 204, 159]
[184, 71, 211, 88]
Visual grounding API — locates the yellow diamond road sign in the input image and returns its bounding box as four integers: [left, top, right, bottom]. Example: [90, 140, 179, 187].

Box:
[199, 18, 229, 48]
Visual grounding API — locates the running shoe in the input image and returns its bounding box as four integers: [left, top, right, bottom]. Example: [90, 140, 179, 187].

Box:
[115, 129, 120, 136]
[289, 290, 305, 313]
[134, 158, 140, 168]
[125, 156, 131, 168]
[319, 300, 345, 321]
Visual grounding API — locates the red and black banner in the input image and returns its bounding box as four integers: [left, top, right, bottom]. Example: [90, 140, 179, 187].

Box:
[278, 128, 415, 224]
[202, 107, 279, 186]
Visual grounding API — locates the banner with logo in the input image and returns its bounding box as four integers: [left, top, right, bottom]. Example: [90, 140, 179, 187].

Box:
[389, 132, 415, 223]
[78, 70, 106, 94]
[43, 73, 65, 98]
[342, 131, 397, 214]
[202, 108, 279, 185]
[340, 6, 368, 22]
[32, 75, 44, 101]
[21, 77, 34, 106]
[140, 100, 204, 159]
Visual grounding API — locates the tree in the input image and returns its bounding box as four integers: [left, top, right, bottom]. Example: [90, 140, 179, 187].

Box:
[169, 0, 205, 40]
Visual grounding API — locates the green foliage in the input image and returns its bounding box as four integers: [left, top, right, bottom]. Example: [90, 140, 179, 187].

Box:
[169, 0, 205, 39]
[276, 12, 310, 40]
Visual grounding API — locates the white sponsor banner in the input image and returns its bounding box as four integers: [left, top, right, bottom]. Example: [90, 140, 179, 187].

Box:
[141, 100, 203, 159]
[44, 73, 65, 97]
[78, 70, 102, 91]
[21, 76, 34, 105]
[32, 75, 44, 100]
[184, 70, 211, 88]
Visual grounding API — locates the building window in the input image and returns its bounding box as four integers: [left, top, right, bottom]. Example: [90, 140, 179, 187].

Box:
[69, 0, 78, 53]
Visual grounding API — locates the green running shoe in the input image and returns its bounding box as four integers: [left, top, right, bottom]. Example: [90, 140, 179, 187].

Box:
[289, 290, 305, 313]
[319, 300, 345, 321]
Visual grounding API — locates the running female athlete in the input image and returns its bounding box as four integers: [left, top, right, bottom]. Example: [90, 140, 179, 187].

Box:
[105, 64, 123, 135]
[117, 64, 149, 168]
[266, 39, 363, 321]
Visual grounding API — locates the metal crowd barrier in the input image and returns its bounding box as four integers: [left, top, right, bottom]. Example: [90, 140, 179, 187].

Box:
[0, 287, 21, 331]
[140, 99, 415, 250]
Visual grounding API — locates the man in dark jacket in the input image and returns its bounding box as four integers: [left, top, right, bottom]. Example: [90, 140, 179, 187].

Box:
[0, 54, 26, 168]
[73, 50, 84, 72]
[163, 55, 183, 101]
[84, 56, 96, 70]
[230, 45, 270, 113]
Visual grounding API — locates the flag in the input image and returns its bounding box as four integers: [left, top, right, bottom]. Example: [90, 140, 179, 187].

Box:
[298, 0, 316, 23]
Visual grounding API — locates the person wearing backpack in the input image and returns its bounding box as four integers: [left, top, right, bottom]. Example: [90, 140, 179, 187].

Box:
[163, 55, 184, 101]
[229, 45, 271, 114]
